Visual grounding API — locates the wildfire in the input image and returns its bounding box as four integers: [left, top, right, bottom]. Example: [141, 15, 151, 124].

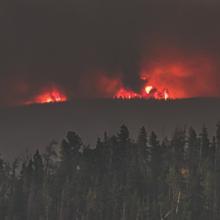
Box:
[27, 87, 67, 105]
[145, 86, 153, 94]
[23, 56, 212, 105]
[112, 61, 184, 100]
[115, 88, 141, 99]
[115, 84, 170, 100]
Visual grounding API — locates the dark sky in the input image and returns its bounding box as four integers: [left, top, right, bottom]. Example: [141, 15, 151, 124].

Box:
[1, 0, 220, 106]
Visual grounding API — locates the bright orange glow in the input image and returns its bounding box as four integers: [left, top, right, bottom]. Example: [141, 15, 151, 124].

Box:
[164, 89, 169, 100]
[145, 86, 153, 94]
[112, 57, 206, 100]
[114, 84, 170, 100]
[36, 89, 67, 104]
[140, 64, 189, 99]
[27, 87, 67, 105]
[115, 88, 141, 99]
[139, 53, 216, 99]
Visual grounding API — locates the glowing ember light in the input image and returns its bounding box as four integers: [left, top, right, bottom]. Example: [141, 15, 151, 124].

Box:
[27, 87, 67, 105]
[114, 88, 141, 99]
[114, 82, 170, 100]
[164, 89, 169, 100]
[145, 86, 153, 94]
[35, 89, 67, 104]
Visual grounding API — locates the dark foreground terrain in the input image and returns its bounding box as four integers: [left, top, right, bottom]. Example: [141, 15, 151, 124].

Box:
[0, 122, 220, 220]
[0, 98, 220, 159]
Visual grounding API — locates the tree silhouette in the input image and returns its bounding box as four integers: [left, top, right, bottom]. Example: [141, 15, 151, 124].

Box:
[0, 124, 220, 219]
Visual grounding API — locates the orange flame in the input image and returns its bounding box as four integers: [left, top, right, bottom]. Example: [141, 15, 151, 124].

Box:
[145, 86, 153, 94]
[114, 84, 170, 100]
[27, 87, 67, 105]
[115, 88, 141, 99]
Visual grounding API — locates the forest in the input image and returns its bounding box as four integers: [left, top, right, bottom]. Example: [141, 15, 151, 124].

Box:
[1, 123, 220, 220]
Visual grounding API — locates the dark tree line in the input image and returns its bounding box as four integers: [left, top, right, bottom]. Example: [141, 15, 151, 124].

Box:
[1, 123, 220, 220]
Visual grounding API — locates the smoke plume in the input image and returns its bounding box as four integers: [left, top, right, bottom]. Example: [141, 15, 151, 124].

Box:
[1, 0, 220, 105]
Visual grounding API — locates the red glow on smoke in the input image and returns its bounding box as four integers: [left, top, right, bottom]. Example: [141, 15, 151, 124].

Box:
[114, 73, 170, 100]
[17, 54, 217, 106]
[140, 64, 189, 99]
[114, 54, 216, 100]
[27, 87, 67, 105]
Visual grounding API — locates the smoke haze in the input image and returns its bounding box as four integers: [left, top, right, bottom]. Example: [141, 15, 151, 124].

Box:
[1, 0, 220, 106]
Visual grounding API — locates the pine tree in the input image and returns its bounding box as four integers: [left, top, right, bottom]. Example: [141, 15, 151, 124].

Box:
[188, 170, 206, 220]
[60, 131, 82, 180]
[214, 122, 220, 220]
[33, 150, 44, 187]
[149, 131, 162, 220]
[171, 128, 186, 170]
[0, 157, 9, 220]
[118, 124, 130, 144]
[200, 126, 210, 160]
[187, 127, 199, 171]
